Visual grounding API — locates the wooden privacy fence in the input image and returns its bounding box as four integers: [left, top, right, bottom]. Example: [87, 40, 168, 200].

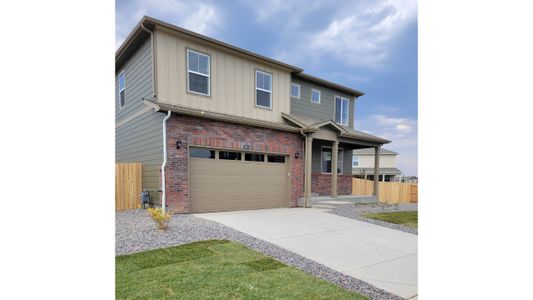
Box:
[352, 178, 418, 204]
[116, 163, 142, 211]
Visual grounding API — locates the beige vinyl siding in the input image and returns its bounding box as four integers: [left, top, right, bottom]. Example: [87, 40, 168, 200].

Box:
[290, 78, 356, 129]
[355, 154, 397, 168]
[154, 29, 291, 123]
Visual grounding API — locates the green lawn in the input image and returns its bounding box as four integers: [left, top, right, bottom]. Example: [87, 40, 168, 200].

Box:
[116, 240, 367, 299]
[364, 211, 418, 228]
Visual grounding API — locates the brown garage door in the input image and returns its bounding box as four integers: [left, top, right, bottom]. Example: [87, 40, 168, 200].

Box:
[189, 147, 289, 213]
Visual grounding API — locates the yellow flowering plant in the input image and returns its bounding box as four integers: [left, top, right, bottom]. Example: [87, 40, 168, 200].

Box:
[147, 207, 172, 230]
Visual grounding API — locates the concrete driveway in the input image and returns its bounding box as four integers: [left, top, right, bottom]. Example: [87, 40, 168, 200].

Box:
[197, 208, 417, 299]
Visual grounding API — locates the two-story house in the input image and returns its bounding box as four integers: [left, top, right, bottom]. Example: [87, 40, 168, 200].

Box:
[352, 148, 402, 182]
[116, 16, 390, 213]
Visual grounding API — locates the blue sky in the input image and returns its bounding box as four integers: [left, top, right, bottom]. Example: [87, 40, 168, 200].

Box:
[116, 0, 418, 176]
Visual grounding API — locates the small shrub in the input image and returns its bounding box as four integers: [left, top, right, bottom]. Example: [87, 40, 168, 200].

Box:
[147, 208, 172, 230]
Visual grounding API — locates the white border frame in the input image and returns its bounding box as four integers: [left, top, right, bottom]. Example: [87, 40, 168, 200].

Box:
[291, 83, 301, 99]
[311, 88, 321, 103]
[255, 69, 273, 109]
[334, 95, 349, 126]
[352, 155, 359, 167]
[186, 49, 211, 97]
[118, 70, 125, 110]
[320, 146, 344, 175]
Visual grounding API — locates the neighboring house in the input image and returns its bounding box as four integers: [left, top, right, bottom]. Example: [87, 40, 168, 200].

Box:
[352, 148, 402, 182]
[401, 176, 418, 183]
[116, 16, 390, 213]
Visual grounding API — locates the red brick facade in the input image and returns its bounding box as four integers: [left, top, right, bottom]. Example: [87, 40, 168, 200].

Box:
[311, 173, 353, 196]
[164, 114, 304, 212]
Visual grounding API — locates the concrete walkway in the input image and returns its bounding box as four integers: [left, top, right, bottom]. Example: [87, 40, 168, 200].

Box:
[197, 208, 417, 299]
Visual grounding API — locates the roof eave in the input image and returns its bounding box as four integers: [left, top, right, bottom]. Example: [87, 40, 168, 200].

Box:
[294, 73, 365, 97]
[156, 102, 301, 133]
[339, 132, 391, 144]
[117, 16, 303, 73]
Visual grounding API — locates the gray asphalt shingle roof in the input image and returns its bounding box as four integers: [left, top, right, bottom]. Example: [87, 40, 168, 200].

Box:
[353, 148, 398, 155]
[282, 113, 391, 144]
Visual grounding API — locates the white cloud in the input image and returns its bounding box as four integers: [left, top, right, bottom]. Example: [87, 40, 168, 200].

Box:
[180, 3, 218, 34]
[116, 0, 220, 49]
[269, 0, 417, 68]
[358, 114, 418, 176]
[396, 124, 411, 132]
[244, 0, 323, 23]
[252, 0, 288, 22]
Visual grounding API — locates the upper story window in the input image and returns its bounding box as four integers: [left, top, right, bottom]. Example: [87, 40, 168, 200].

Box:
[311, 89, 321, 103]
[352, 155, 359, 167]
[335, 96, 349, 126]
[291, 83, 300, 98]
[118, 71, 125, 108]
[255, 70, 272, 109]
[187, 49, 210, 96]
[321, 147, 343, 174]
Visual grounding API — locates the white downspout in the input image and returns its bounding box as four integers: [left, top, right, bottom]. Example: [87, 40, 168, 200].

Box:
[161, 111, 171, 213]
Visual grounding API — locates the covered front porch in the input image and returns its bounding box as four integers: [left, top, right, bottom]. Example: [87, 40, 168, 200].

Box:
[282, 113, 391, 208]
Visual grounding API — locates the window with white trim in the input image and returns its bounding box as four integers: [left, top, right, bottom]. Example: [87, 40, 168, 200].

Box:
[118, 71, 125, 108]
[321, 147, 343, 174]
[291, 83, 300, 98]
[335, 96, 349, 126]
[256, 70, 272, 108]
[352, 155, 359, 167]
[187, 49, 210, 96]
[311, 89, 321, 103]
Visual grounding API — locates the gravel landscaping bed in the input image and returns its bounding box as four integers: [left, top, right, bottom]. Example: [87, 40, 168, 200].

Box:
[116, 209, 403, 300]
[331, 203, 418, 235]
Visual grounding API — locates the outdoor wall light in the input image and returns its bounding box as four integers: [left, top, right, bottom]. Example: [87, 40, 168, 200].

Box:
[295, 152, 300, 159]
[176, 140, 183, 149]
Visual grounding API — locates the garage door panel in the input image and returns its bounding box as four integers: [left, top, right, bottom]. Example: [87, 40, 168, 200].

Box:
[189, 185, 286, 198]
[190, 175, 286, 189]
[190, 159, 286, 175]
[189, 150, 289, 213]
[192, 197, 285, 207]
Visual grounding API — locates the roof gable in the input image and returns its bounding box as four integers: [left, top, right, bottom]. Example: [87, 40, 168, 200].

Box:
[281, 113, 390, 144]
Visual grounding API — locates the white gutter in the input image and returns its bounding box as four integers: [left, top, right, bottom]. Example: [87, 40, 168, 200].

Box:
[161, 110, 171, 213]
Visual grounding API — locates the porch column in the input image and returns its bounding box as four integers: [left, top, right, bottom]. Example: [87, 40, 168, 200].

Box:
[373, 146, 381, 198]
[331, 140, 339, 197]
[304, 136, 313, 207]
